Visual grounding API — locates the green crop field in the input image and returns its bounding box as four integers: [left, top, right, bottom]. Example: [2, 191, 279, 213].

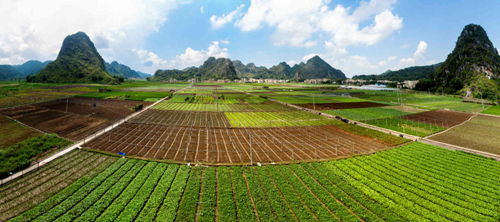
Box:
[9, 143, 499, 221]
[0, 115, 41, 148]
[225, 111, 338, 127]
[325, 107, 410, 121]
[365, 117, 446, 137]
[481, 106, 500, 116]
[153, 102, 292, 112]
[429, 115, 500, 155]
[77, 91, 170, 101]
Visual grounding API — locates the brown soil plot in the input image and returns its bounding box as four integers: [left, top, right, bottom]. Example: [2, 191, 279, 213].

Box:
[402, 109, 473, 128]
[84, 124, 388, 164]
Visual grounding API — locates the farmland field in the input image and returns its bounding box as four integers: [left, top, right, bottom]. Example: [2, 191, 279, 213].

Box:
[0, 114, 41, 148]
[6, 142, 499, 221]
[0, 150, 115, 221]
[481, 105, 500, 116]
[1, 82, 498, 222]
[0, 98, 150, 141]
[428, 115, 500, 155]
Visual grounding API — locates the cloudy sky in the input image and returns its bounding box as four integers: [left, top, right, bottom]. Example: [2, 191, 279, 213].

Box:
[1, 0, 499, 77]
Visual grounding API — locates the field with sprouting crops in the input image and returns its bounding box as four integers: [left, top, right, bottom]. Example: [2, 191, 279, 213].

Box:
[3, 143, 499, 221]
[1, 81, 498, 221]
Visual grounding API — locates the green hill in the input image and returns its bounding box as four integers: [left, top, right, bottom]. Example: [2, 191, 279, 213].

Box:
[423, 24, 500, 99]
[153, 57, 237, 81]
[354, 63, 441, 81]
[28, 32, 118, 84]
[293, 56, 346, 80]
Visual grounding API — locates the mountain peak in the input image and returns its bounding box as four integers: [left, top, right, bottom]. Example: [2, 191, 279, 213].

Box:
[431, 24, 500, 94]
[28, 31, 118, 84]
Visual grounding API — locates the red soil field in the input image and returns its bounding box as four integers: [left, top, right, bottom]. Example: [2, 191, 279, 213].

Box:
[84, 123, 388, 164]
[0, 98, 150, 141]
[298, 102, 387, 110]
[402, 109, 473, 128]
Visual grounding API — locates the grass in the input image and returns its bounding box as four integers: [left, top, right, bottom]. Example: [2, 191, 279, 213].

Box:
[10, 142, 499, 221]
[364, 117, 446, 137]
[77, 91, 170, 101]
[481, 105, 500, 116]
[428, 115, 500, 155]
[0, 115, 41, 148]
[225, 111, 338, 127]
[0, 134, 72, 179]
[325, 107, 410, 121]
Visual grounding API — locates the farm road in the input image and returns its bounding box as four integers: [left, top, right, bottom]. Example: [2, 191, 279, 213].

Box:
[0, 95, 171, 185]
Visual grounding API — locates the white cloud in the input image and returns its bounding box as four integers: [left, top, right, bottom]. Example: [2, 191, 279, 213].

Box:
[319, 40, 428, 76]
[0, 0, 181, 68]
[394, 40, 427, 69]
[218, 0, 402, 48]
[135, 41, 230, 71]
[210, 4, 245, 29]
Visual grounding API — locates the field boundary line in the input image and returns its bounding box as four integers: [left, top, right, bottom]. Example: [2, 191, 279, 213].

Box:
[418, 139, 500, 161]
[236, 89, 421, 140]
[3, 114, 48, 134]
[0, 95, 171, 186]
[424, 113, 477, 138]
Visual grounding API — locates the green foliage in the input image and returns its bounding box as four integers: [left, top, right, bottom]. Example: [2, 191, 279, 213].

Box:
[294, 55, 346, 79]
[0, 134, 71, 178]
[13, 143, 499, 221]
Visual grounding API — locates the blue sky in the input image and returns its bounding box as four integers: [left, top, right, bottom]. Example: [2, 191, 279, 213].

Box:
[1, 0, 499, 77]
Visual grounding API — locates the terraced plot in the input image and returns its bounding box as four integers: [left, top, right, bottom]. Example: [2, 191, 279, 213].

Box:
[9, 143, 499, 221]
[0, 150, 115, 221]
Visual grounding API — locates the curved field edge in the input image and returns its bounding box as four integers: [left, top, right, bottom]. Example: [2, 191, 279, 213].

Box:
[7, 142, 499, 221]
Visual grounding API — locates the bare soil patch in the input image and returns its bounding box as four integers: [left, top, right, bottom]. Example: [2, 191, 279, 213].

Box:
[298, 102, 387, 110]
[402, 109, 473, 128]
[84, 123, 387, 164]
[1, 98, 150, 141]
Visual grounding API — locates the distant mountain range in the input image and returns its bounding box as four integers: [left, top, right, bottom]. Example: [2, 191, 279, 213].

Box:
[105, 61, 151, 79]
[152, 55, 346, 81]
[0, 60, 51, 80]
[353, 63, 442, 82]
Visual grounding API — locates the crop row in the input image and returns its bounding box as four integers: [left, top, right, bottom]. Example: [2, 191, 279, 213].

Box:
[153, 102, 293, 112]
[9, 142, 499, 221]
[225, 111, 338, 127]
